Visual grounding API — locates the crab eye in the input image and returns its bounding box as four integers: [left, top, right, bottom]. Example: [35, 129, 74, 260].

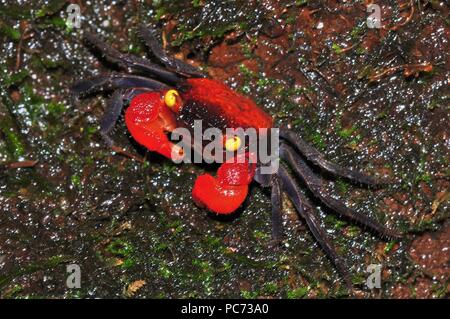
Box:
[164, 89, 179, 108]
[225, 136, 242, 152]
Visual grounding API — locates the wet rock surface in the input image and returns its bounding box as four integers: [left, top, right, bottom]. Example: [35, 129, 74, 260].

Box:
[0, 0, 448, 298]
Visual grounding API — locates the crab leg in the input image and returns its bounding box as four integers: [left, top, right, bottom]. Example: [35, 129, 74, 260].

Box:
[270, 175, 284, 241]
[100, 87, 157, 144]
[138, 25, 205, 78]
[71, 73, 169, 97]
[83, 33, 182, 84]
[254, 168, 284, 241]
[277, 165, 352, 287]
[98, 89, 161, 162]
[280, 143, 402, 239]
[279, 128, 389, 186]
[254, 168, 284, 240]
[99, 90, 124, 147]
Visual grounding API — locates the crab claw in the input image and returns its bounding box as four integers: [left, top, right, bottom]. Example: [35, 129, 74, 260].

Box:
[125, 92, 184, 161]
[192, 175, 249, 214]
[192, 153, 256, 214]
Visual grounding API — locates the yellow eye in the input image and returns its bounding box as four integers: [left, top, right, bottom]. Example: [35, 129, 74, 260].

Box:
[225, 136, 241, 152]
[164, 89, 179, 108]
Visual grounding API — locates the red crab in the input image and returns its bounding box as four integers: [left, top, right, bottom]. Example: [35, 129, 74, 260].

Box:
[72, 25, 401, 287]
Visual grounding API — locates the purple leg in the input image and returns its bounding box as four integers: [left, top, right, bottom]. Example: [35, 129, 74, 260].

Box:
[84, 33, 182, 84]
[280, 127, 390, 186]
[138, 25, 205, 78]
[277, 165, 352, 288]
[71, 73, 169, 97]
[280, 143, 402, 239]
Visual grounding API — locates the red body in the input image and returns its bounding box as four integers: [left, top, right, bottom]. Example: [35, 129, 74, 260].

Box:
[179, 78, 273, 131]
[125, 78, 273, 214]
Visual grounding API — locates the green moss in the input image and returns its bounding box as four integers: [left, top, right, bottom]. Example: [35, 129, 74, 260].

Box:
[287, 286, 309, 298]
[295, 0, 308, 6]
[384, 241, 396, 254]
[332, 43, 343, 54]
[351, 273, 366, 285]
[346, 226, 361, 238]
[161, 162, 178, 174]
[338, 126, 357, 139]
[35, 0, 67, 18]
[106, 239, 137, 270]
[431, 283, 448, 298]
[49, 16, 67, 28]
[171, 23, 237, 47]
[2, 284, 23, 298]
[2, 69, 29, 87]
[47, 101, 66, 116]
[414, 173, 431, 184]
[0, 3, 32, 19]
[192, 259, 211, 271]
[158, 263, 173, 279]
[325, 214, 347, 230]
[241, 41, 253, 58]
[292, 117, 305, 127]
[256, 77, 277, 88]
[355, 46, 367, 55]
[155, 242, 169, 252]
[219, 262, 232, 272]
[167, 219, 184, 235]
[0, 24, 21, 41]
[38, 56, 64, 70]
[13, 83, 47, 125]
[263, 282, 278, 295]
[107, 239, 135, 257]
[414, 156, 432, 185]
[335, 179, 350, 194]
[310, 131, 326, 151]
[70, 174, 81, 188]
[0, 255, 69, 289]
[412, 219, 439, 232]
[2, 129, 25, 158]
[191, 0, 202, 8]
[350, 26, 363, 40]
[239, 64, 255, 78]
[241, 290, 258, 299]
[253, 229, 269, 240]
[357, 65, 374, 80]
[286, 15, 296, 25]
[204, 235, 222, 248]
